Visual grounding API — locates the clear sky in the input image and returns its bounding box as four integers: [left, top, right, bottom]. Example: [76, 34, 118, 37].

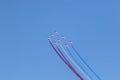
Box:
[0, 0, 120, 80]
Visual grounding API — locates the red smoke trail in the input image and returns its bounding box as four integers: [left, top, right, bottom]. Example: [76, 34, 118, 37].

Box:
[48, 39, 83, 80]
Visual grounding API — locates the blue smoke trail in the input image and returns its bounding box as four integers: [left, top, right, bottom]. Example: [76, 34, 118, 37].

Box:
[71, 45, 102, 80]
[59, 45, 91, 80]
[66, 47, 93, 80]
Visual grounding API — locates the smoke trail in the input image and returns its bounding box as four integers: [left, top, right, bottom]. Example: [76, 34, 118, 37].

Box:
[71, 45, 102, 80]
[48, 32, 102, 80]
[66, 47, 93, 80]
[48, 39, 84, 80]
[59, 45, 91, 80]
[56, 46, 84, 80]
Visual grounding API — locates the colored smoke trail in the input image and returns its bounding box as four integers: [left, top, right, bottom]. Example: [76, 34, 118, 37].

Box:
[65, 47, 93, 80]
[71, 45, 102, 80]
[59, 45, 92, 80]
[48, 32, 102, 80]
[48, 39, 84, 80]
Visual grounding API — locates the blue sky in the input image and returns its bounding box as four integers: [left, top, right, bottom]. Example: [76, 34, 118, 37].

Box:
[0, 0, 120, 80]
